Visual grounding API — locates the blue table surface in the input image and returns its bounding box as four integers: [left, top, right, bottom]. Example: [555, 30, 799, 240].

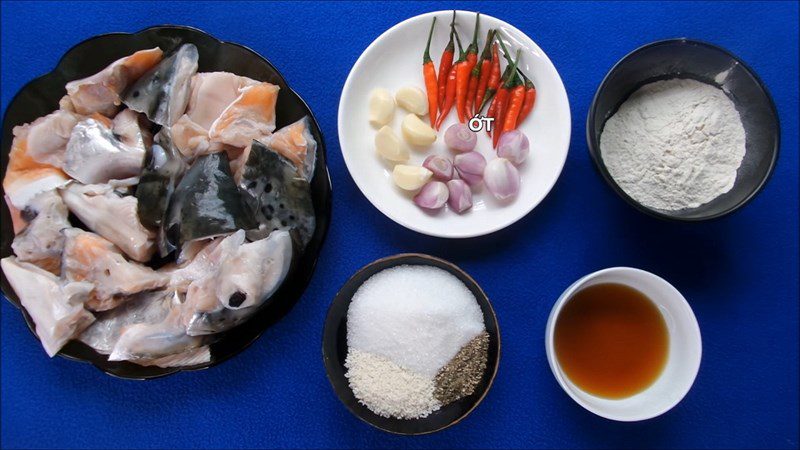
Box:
[1, 1, 798, 448]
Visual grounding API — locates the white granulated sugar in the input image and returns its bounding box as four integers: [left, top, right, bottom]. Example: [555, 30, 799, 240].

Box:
[600, 78, 746, 211]
[346, 265, 485, 379]
[345, 349, 441, 419]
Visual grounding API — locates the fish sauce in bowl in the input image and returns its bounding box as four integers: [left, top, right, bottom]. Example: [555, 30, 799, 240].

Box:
[553, 283, 669, 399]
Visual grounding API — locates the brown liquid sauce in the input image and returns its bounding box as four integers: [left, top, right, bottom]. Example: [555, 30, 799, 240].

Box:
[554, 283, 669, 399]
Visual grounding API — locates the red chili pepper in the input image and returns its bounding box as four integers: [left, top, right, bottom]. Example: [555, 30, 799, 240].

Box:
[466, 29, 494, 118]
[435, 30, 466, 130]
[456, 13, 480, 123]
[516, 79, 537, 127]
[436, 11, 456, 109]
[473, 31, 495, 115]
[479, 42, 501, 112]
[485, 64, 512, 137]
[503, 84, 526, 134]
[422, 17, 439, 127]
[493, 49, 520, 148]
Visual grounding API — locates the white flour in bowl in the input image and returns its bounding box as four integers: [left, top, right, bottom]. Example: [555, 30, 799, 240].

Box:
[600, 78, 746, 211]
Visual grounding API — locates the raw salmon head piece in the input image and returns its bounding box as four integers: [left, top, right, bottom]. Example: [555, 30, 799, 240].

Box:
[0, 256, 95, 357]
[208, 82, 279, 148]
[3, 126, 69, 210]
[23, 109, 83, 169]
[65, 47, 163, 117]
[186, 72, 259, 130]
[262, 116, 317, 181]
[61, 228, 169, 312]
[11, 190, 71, 275]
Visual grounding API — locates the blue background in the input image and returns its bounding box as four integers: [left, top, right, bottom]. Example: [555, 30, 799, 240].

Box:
[1, 1, 798, 448]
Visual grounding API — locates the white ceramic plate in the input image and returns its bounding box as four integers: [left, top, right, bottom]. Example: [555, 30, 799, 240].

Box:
[338, 10, 571, 238]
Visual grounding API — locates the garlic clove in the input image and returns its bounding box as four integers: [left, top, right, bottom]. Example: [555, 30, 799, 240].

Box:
[369, 88, 395, 127]
[453, 151, 486, 186]
[392, 165, 433, 190]
[422, 155, 454, 181]
[395, 86, 428, 115]
[401, 114, 437, 146]
[446, 179, 473, 213]
[375, 126, 409, 162]
[414, 181, 449, 209]
[484, 157, 520, 200]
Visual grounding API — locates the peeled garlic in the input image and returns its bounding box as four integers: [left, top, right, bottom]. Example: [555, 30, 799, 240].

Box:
[375, 126, 409, 162]
[392, 165, 432, 190]
[401, 114, 437, 146]
[395, 86, 428, 115]
[369, 88, 395, 127]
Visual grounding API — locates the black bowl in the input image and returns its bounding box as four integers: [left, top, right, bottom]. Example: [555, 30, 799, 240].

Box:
[322, 254, 500, 435]
[0, 25, 332, 379]
[587, 39, 780, 221]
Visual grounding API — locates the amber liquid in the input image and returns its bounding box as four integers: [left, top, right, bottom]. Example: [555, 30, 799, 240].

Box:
[554, 283, 669, 399]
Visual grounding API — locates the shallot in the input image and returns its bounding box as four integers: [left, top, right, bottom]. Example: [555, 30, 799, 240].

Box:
[444, 123, 477, 152]
[423, 155, 454, 181]
[446, 179, 473, 213]
[453, 151, 486, 186]
[496, 130, 529, 165]
[484, 158, 520, 200]
[414, 181, 449, 209]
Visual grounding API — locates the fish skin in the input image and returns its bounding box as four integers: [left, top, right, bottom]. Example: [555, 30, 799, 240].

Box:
[135, 130, 188, 245]
[123, 44, 199, 127]
[260, 116, 317, 181]
[135, 345, 211, 368]
[112, 109, 152, 152]
[11, 190, 71, 274]
[108, 306, 204, 362]
[162, 152, 255, 251]
[239, 140, 315, 248]
[66, 48, 164, 117]
[78, 289, 176, 355]
[180, 230, 293, 336]
[64, 118, 146, 185]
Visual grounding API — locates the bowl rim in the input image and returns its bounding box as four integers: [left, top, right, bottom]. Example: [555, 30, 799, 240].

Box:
[585, 37, 781, 222]
[321, 253, 501, 435]
[0, 24, 333, 380]
[337, 10, 572, 238]
[544, 266, 703, 421]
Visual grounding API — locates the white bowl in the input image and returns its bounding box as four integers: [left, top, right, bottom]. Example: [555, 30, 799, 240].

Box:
[545, 267, 702, 421]
[338, 10, 571, 238]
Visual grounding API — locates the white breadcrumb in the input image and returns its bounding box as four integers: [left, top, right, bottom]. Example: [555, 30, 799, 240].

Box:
[345, 349, 441, 419]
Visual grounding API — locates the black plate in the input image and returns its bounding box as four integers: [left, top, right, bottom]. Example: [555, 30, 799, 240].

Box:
[586, 39, 780, 221]
[322, 254, 500, 435]
[0, 25, 332, 379]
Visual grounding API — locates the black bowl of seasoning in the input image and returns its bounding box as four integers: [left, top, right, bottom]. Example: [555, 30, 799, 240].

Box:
[322, 254, 501, 435]
[587, 39, 780, 221]
[0, 25, 332, 379]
